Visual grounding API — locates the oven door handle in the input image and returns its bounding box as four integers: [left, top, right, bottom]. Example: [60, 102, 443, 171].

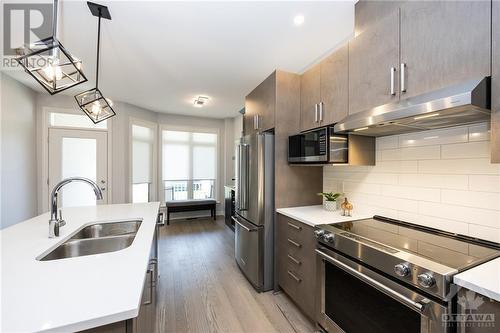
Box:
[316, 249, 426, 313]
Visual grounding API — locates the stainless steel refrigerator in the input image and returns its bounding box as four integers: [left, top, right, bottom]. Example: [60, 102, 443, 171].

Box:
[234, 132, 274, 292]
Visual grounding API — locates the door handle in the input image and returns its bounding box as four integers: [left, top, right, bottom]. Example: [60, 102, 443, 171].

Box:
[319, 102, 324, 122]
[233, 216, 258, 232]
[287, 222, 302, 231]
[390, 67, 396, 95]
[287, 239, 301, 248]
[314, 104, 319, 123]
[287, 270, 302, 283]
[400, 63, 406, 93]
[287, 254, 301, 265]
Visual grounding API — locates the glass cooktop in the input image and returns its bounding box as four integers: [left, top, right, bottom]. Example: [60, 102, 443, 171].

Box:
[324, 216, 500, 271]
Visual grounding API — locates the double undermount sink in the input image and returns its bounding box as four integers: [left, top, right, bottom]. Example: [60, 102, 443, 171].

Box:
[39, 220, 142, 261]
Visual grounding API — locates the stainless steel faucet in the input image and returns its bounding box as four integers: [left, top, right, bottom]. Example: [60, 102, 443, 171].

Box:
[49, 177, 103, 238]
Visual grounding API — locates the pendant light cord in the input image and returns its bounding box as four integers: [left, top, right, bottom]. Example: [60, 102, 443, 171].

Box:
[95, 9, 101, 90]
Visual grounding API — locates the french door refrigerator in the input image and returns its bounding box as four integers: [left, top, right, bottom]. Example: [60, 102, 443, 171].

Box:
[234, 132, 274, 292]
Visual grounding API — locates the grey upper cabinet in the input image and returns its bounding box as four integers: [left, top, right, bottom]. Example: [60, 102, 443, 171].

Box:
[244, 71, 276, 135]
[493, 0, 500, 163]
[300, 64, 321, 131]
[320, 44, 349, 125]
[348, 9, 400, 115]
[300, 45, 349, 131]
[400, 1, 491, 100]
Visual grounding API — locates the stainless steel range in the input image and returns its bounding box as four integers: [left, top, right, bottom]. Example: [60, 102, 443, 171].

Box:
[314, 215, 500, 333]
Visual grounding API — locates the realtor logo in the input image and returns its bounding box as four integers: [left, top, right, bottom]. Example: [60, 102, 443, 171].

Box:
[3, 3, 53, 56]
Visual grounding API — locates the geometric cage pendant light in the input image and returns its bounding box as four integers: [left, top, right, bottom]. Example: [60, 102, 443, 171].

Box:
[15, 0, 88, 95]
[74, 2, 116, 124]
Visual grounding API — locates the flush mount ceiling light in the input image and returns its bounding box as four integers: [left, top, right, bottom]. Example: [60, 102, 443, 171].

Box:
[74, 2, 115, 124]
[293, 14, 305, 26]
[193, 96, 210, 108]
[15, 0, 87, 95]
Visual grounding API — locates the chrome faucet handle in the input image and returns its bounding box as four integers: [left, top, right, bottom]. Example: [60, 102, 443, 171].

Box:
[58, 209, 66, 227]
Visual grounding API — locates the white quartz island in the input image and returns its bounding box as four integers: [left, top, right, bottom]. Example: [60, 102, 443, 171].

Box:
[1, 202, 160, 333]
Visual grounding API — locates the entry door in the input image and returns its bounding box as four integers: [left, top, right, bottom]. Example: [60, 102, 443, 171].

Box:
[48, 128, 108, 208]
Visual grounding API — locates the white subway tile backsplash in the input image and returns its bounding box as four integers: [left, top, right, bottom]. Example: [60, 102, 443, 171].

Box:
[469, 175, 500, 193]
[441, 190, 500, 210]
[381, 184, 441, 202]
[377, 136, 399, 150]
[441, 141, 490, 159]
[398, 174, 468, 190]
[418, 201, 500, 229]
[399, 126, 468, 147]
[468, 224, 500, 243]
[468, 123, 490, 142]
[323, 124, 500, 242]
[418, 159, 500, 175]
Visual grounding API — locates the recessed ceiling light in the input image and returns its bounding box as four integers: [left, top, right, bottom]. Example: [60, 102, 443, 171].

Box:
[193, 96, 210, 108]
[293, 14, 305, 26]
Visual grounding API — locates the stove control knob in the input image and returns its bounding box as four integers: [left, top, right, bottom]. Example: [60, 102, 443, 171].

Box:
[323, 233, 335, 243]
[314, 229, 326, 239]
[394, 263, 411, 277]
[417, 273, 435, 288]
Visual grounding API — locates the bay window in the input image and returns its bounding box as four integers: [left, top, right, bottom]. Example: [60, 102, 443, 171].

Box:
[162, 129, 218, 201]
[131, 122, 156, 203]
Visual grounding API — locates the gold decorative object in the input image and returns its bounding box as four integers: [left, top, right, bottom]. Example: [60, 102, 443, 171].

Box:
[340, 198, 353, 216]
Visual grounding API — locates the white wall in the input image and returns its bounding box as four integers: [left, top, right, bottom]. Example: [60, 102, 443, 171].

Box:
[323, 123, 500, 243]
[1, 74, 37, 228]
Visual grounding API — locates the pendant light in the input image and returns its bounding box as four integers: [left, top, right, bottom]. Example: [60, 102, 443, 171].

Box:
[15, 0, 87, 95]
[74, 2, 116, 124]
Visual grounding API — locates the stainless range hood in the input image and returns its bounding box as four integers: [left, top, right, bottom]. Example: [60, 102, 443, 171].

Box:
[334, 77, 491, 136]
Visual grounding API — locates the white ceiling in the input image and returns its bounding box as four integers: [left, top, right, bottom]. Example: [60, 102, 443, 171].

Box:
[5, 1, 355, 118]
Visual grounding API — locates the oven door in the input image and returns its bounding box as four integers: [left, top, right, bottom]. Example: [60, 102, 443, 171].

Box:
[316, 247, 451, 333]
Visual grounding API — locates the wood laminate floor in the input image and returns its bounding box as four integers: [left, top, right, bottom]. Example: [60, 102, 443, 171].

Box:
[156, 216, 315, 333]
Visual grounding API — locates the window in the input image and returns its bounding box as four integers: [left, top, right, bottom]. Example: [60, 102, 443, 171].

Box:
[50, 112, 107, 129]
[162, 129, 217, 201]
[132, 124, 155, 203]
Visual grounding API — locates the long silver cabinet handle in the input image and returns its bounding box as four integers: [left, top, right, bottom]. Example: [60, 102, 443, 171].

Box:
[287, 270, 302, 283]
[314, 104, 319, 123]
[316, 249, 425, 312]
[319, 102, 324, 122]
[287, 222, 302, 231]
[390, 67, 396, 96]
[287, 254, 301, 265]
[287, 239, 301, 248]
[400, 63, 406, 93]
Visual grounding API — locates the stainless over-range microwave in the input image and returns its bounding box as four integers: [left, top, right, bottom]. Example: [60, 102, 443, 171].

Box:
[288, 127, 348, 164]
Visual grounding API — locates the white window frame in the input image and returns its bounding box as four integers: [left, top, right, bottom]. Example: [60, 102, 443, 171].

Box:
[159, 124, 220, 203]
[39, 107, 113, 213]
[129, 117, 158, 203]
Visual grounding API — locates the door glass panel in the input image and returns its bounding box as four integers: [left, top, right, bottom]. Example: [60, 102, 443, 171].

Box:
[50, 112, 107, 129]
[61, 137, 97, 207]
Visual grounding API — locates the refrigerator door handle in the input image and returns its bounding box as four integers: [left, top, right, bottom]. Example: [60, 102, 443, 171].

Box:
[239, 143, 249, 211]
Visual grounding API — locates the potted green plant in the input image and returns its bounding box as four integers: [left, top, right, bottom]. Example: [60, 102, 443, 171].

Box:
[318, 192, 342, 211]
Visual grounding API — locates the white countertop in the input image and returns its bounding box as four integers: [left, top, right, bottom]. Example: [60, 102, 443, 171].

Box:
[454, 257, 500, 302]
[1, 202, 160, 333]
[276, 205, 372, 227]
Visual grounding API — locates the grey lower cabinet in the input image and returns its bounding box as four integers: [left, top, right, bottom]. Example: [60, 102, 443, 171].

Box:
[80, 225, 159, 333]
[276, 213, 316, 320]
[456, 287, 500, 333]
[493, 0, 500, 163]
[399, 1, 491, 100]
[348, 8, 400, 115]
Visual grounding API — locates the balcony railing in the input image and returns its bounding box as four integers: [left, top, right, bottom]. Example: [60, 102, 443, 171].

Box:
[164, 179, 215, 201]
